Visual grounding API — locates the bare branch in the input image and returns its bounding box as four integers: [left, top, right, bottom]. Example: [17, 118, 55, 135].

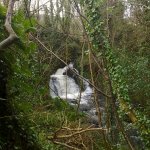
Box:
[0, 97, 7, 101]
[48, 127, 107, 139]
[0, 0, 19, 50]
[30, 34, 111, 98]
[53, 141, 81, 150]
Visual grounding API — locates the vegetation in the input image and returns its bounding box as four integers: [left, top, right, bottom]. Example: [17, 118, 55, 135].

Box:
[0, 0, 149, 149]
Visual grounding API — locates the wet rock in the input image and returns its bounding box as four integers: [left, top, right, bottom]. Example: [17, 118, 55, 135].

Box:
[49, 63, 106, 126]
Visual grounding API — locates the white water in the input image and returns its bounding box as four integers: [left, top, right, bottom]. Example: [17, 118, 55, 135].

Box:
[49, 63, 105, 124]
[49, 64, 145, 147]
[50, 63, 93, 107]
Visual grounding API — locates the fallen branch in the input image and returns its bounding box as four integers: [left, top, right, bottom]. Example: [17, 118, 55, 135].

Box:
[48, 127, 107, 139]
[53, 141, 81, 150]
[48, 126, 107, 150]
[0, 0, 19, 50]
[61, 124, 94, 131]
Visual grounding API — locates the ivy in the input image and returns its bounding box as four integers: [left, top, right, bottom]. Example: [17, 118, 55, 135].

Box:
[82, 0, 150, 148]
[83, 0, 130, 103]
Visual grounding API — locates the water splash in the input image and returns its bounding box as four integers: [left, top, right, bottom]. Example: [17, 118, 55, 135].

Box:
[49, 63, 104, 125]
[49, 63, 93, 106]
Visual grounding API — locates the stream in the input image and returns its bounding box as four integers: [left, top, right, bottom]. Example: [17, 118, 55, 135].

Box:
[49, 63, 144, 149]
[49, 63, 106, 125]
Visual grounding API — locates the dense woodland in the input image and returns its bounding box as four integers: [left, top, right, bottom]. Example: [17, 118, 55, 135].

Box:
[0, 0, 150, 149]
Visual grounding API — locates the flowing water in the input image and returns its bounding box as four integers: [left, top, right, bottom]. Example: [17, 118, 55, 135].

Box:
[49, 63, 105, 124]
[49, 63, 144, 149]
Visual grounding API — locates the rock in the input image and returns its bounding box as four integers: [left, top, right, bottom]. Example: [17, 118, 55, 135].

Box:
[49, 63, 106, 127]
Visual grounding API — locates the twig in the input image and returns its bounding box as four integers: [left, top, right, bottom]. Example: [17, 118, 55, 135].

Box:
[0, 98, 7, 101]
[91, 51, 109, 80]
[48, 127, 107, 139]
[73, 1, 112, 149]
[62, 124, 94, 131]
[71, 0, 90, 24]
[30, 34, 111, 98]
[53, 141, 81, 150]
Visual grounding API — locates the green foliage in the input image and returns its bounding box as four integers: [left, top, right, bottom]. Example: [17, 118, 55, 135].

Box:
[109, 1, 150, 146]
[12, 10, 36, 44]
[83, 0, 130, 102]
[0, 0, 149, 149]
[13, 96, 86, 150]
[0, 5, 6, 19]
[0, 5, 6, 40]
[82, 0, 150, 148]
[0, 4, 41, 149]
[25, 27, 37, 33]
[135, 111, 150, 148]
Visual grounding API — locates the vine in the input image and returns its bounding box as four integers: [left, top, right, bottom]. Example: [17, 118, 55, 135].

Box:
[81, 0, 150, 148]
[82, 0, 136, 122]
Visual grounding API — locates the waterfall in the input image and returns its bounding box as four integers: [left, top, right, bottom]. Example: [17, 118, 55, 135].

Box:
[49, 63, 105, 125]
[49, 63, 145, 148]
[50, 63, 93, 105]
